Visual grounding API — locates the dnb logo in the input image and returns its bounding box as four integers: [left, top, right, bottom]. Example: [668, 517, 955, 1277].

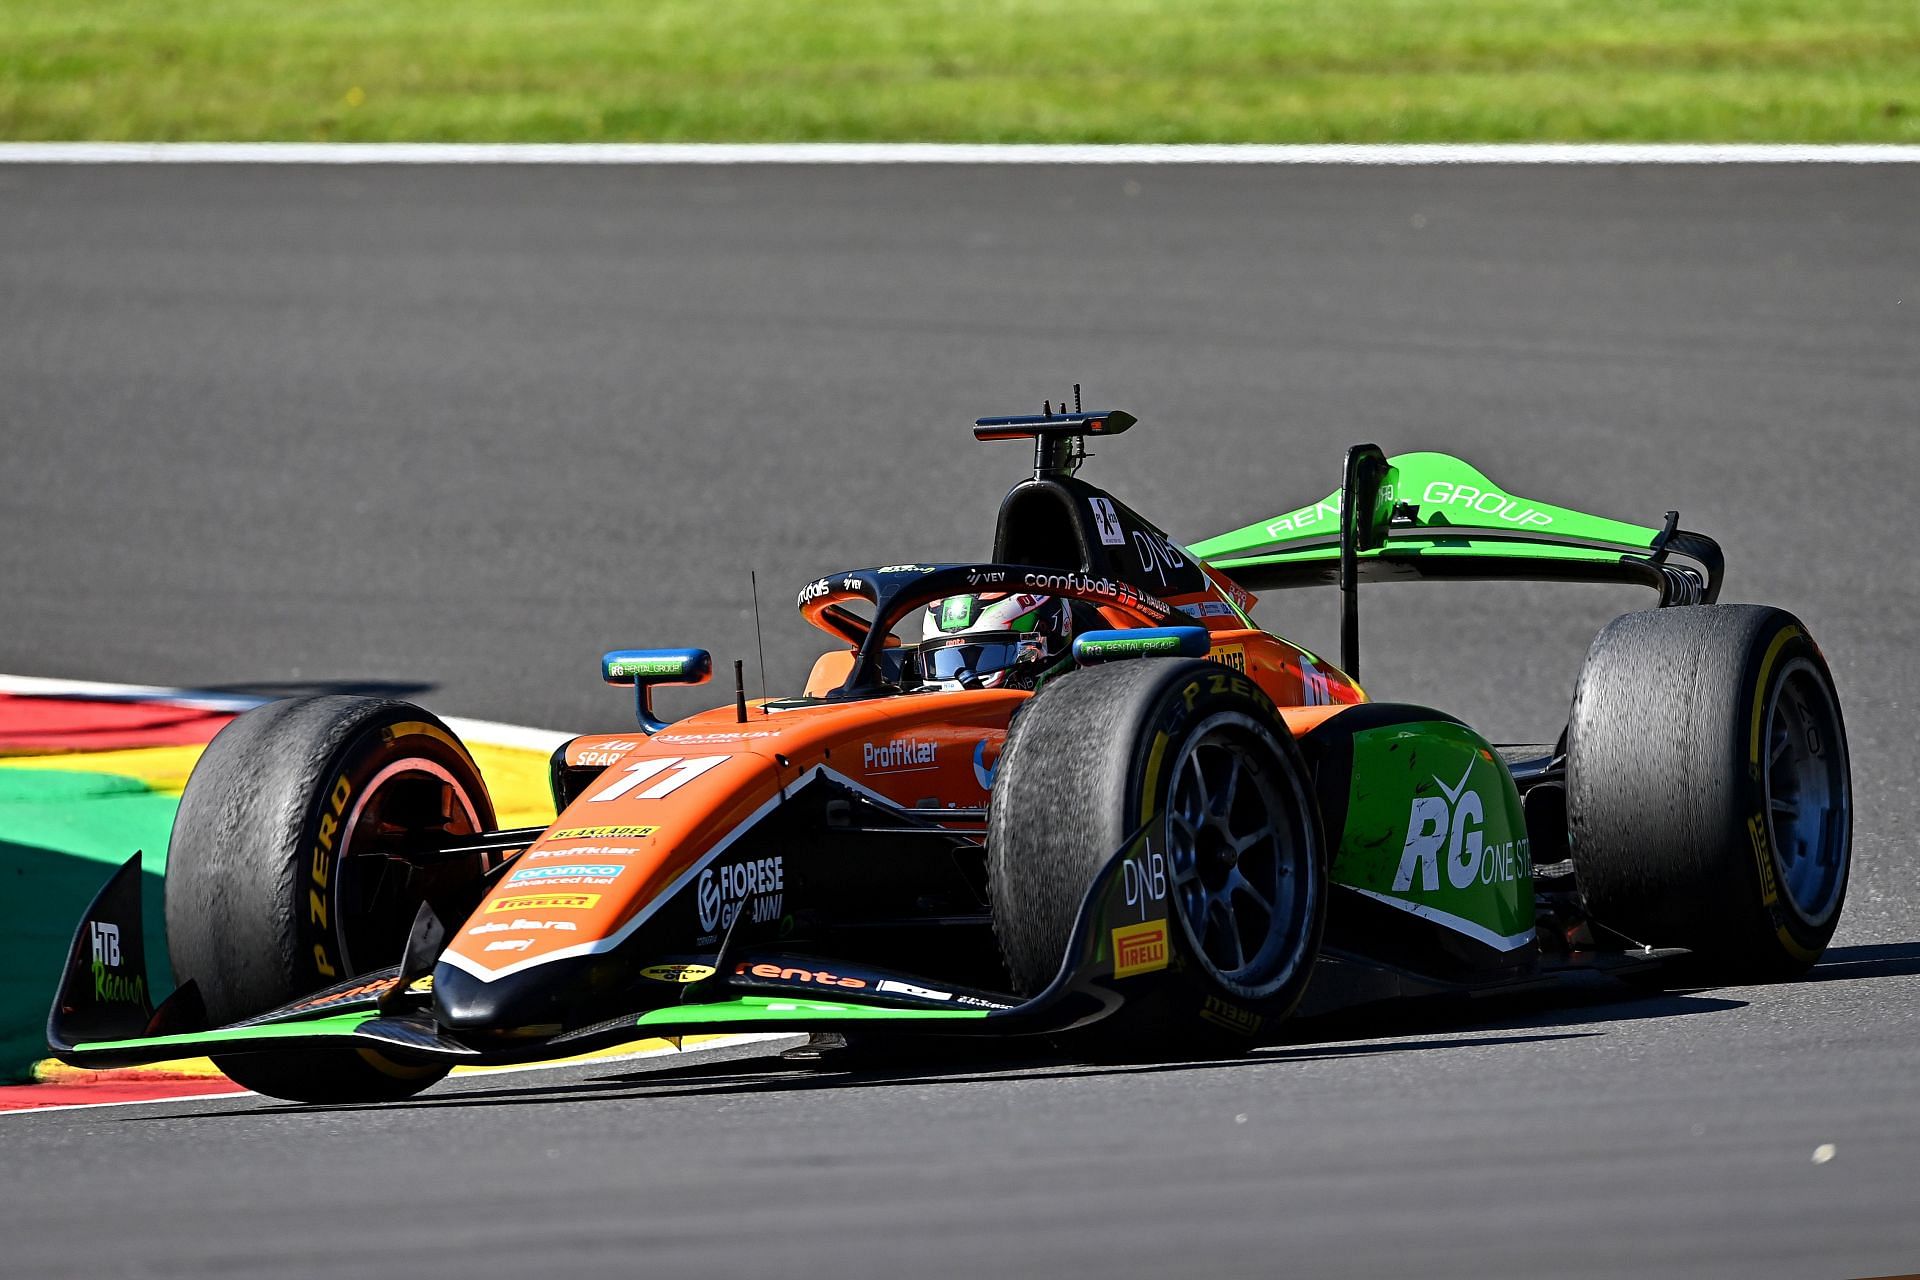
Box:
[1392, 764, 1530, 894]
[1123, 845, 1168, 920]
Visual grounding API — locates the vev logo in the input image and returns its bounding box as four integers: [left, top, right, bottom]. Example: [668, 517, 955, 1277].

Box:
[1392, 765, 1530, 893]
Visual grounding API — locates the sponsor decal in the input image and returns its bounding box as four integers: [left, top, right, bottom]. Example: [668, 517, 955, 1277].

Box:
[89, 921, 121, 968]
[1298, 655, 1334, 706]
[1212, 643, 1248, 673]
[588, 754, 728, 803]
[606, 658, 694, 679]
[1019, 571, 1170, 621]
[524, 844, 642, 861]
[1082, 634, 1183, 657]
[1264, 496, 1342, 540]
[572, 740, 641, 771]
[485, 939, 533, 952]
[487, 893, 601, 913]
[1089, 496, 1126, 546]
[877, 564, 935, 574]
[1198, 995, 1263, 1037]
[655, 730, 780, 744]
[1130, 526, 1189, 588]
[939, 596, 974, 631]
[640, 964, 717, 984]
[1112, 921, 1169, 979]
[468, 918, 579, 935]
[864, 736, 938, 773]
[877, 978, 953, 1002]
[1392, 765, 1530, 893]
[87, 921, 146, 1005]
[733, 962, 867, 989]
[1420, 481, 1551, 528]
[1123, 846, 1168, 920]
[697, 856, 786, 934]
[973, 739, 999, 791]
[964, 569, 1008, 587]
[1178, 600, 1237, 619]
[1217, 577, 1256, 613]
[550, 825, 659, 840]
[286, 976, 398, 1013]
[307, 772, 353, 978]
[508, 863, 624, 886]
[797, 577, 833, 606]
[574, 743, 640, 766]
[1748, 813, 1779, 907]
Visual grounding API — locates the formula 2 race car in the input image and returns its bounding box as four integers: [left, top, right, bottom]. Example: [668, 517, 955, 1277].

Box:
[48, 402, 1853, 1102]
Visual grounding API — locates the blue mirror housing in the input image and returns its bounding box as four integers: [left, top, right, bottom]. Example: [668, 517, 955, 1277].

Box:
[1071, 627, 1212, 665]
[600, 648, 712, 733]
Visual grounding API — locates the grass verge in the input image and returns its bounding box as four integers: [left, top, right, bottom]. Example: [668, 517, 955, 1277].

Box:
[3, 0, 1917, 142]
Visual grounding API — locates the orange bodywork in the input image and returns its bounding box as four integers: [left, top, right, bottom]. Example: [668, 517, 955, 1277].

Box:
[443, 580, 1362, 985]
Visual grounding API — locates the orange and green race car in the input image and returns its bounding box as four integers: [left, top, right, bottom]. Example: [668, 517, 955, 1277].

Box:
[47, 403, 1853, 1102]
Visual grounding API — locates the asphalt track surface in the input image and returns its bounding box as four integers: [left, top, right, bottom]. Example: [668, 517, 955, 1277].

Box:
[2, 164, 1917, 1277]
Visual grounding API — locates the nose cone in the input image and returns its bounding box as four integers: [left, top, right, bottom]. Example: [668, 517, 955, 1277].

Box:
[432, 956, 586, 1033]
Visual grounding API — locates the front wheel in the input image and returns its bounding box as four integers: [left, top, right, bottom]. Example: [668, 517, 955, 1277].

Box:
[166, 695, 495, 1101]
[988, 658, 1327, 1056]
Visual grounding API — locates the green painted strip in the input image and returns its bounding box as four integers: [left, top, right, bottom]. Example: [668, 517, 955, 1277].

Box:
[633, 996, 991, 1027]
[79, 1012, 377, 1053]
[1212, 541, 1635, 568]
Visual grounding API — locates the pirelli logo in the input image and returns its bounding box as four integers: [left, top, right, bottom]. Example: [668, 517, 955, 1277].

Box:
[1112, 920, 1169, 979]
[1198, 995, 1262, 1037]
[1748, 813, 1779, 907]
[487, 893, 601, 913]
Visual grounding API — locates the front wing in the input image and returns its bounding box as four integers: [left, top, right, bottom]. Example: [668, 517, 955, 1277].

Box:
[48, 828, 1172, 1072]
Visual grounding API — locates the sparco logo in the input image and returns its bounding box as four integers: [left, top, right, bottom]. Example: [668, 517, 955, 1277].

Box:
[697, 856, 785, 934]
[1392, 766, 1531, 893]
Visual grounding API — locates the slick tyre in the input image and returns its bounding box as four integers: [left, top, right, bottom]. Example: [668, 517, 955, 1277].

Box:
[1567, 605, 1851, 979]
[166, 696, 495, 1101]
[988, 659, 1326, 1057]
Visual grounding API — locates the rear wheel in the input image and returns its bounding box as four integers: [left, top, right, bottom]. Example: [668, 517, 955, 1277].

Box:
[988, 659, 1326, 1056]
[166, 696, 495, 1101]
[1567, 605, 1851, 979]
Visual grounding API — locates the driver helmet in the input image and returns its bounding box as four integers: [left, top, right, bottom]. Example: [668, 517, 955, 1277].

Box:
[919, 592, 1074, 691]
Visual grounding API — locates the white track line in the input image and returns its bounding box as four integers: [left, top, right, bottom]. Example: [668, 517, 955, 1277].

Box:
[1, 143, 1917, 165]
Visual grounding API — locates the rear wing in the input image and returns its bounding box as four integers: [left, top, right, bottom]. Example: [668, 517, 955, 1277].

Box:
[1190, 447, 1723, 676]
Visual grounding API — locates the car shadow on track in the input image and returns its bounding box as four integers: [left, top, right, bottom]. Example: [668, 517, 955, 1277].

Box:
[1799, 942, 1920, 982]
[191, 679, 437, 701]
[204, 980, 1746, 1119]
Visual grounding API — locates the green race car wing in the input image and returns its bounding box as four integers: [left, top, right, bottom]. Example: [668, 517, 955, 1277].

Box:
[1191, 450, 1723, 603]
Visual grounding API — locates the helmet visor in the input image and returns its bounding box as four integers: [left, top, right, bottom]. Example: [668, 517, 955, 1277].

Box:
[919, 633, 1042, 686]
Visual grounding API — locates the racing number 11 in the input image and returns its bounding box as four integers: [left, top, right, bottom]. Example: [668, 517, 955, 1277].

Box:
[587, 755, 728, 803]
